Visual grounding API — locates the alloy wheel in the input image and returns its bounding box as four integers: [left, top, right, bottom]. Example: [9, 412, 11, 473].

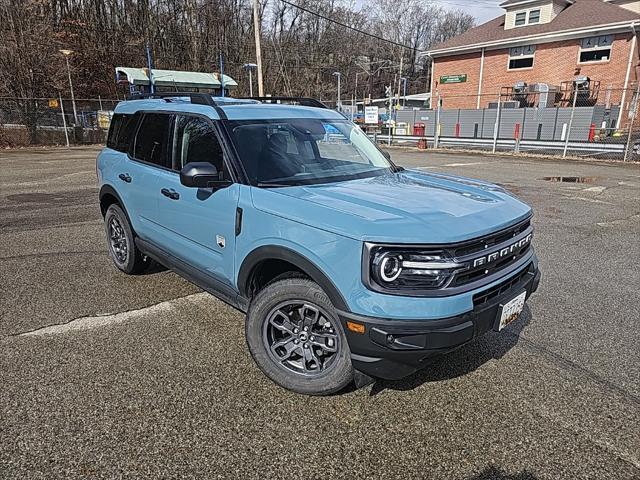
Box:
[108, 216, 128, 264]
[263, 301, 340, 376]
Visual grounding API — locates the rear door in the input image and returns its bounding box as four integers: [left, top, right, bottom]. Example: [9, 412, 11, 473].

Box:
[150, 114, 239, 287]
[119, 112, 174, 240]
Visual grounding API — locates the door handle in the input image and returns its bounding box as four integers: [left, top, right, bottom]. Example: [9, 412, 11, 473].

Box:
[118, 173, 132, 183]
[160, 188, 180, 200]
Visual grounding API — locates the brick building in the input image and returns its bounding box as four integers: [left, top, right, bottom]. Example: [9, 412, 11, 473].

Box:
[426, 0, 639, 113]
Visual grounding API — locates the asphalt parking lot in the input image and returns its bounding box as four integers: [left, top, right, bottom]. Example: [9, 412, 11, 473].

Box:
[1, 146, 639, 479]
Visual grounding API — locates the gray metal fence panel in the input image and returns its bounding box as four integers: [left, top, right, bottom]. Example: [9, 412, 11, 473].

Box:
[412, 110, 436, 136]
[482, 110, 497, 138]
[498, 109, 525, 139]
[458, 109, 484, 138]
[523, 108, 558, 140]
[439, 110, 459, 137]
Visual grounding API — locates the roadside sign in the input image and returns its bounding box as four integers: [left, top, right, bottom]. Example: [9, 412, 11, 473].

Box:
[364, 106, 379, 124]
[48, 98, 59, 108]
[97, 110, 114, 130]
[440, 74, 467, 84]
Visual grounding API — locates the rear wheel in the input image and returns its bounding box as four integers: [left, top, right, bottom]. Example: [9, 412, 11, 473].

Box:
[104, 204, 149, 274]
[246, 277, 353, 395]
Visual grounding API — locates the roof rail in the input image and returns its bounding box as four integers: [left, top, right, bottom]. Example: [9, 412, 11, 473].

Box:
[240, 96, 328, 109]
[126, 91, 218, 106]
[125, 91, 227, 118]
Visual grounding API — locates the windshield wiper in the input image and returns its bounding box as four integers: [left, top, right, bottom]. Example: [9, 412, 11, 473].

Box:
[256, 182, 294, 188]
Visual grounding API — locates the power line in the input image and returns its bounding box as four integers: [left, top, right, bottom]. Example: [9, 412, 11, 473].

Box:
[279, 0, 420, 52]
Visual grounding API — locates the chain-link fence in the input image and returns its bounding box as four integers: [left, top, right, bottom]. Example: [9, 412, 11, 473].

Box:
[3, 89, 640, 162]
[0, 97, 120, 147]
[380, 84, 640, 162]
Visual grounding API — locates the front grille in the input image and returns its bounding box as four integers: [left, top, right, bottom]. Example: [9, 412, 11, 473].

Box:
[453, 218, 530, 258]
[449, 218, 533, 288]
[473, 262, 533, 307]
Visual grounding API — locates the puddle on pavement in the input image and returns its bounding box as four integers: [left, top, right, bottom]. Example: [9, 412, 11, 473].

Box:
[542, 176, 599, 183]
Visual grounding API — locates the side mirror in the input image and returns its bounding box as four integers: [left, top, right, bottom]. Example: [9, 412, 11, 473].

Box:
[180, 162, 230, 189]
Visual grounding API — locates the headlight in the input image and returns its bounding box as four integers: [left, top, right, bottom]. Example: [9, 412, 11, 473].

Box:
[367, 244, 466, 291]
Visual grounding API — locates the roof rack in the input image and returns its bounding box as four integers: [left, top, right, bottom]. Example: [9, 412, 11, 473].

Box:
[240, 97, 328, 109]
[126, 91, 219, 106]
[125, 91, 228, 118]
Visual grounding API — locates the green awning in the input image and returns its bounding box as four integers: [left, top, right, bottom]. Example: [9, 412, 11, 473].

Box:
[115, 67, 237, 89]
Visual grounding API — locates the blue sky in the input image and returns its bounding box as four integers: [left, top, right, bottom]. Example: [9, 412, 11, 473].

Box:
[351, 0, 504, 27]
[437, 0, 503, 24]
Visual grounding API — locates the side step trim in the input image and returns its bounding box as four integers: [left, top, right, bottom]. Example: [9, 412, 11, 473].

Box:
[135, 237, 249, 313]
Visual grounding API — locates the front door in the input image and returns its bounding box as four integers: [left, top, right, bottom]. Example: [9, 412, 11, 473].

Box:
[151, 114, 239, 287]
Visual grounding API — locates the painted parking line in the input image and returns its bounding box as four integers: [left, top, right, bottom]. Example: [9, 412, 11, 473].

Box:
[19, 293, 208, 337]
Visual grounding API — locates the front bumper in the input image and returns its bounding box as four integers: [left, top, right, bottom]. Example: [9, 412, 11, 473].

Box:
[337, 262, 541, 380]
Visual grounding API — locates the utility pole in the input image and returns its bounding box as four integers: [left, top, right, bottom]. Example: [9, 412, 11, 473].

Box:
[252, 0, 264, 96]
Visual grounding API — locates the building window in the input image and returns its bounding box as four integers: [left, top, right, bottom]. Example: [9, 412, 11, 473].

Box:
[528, 9, 540, 24]
[579, 35, 613, 63]
[515, 11, 527, 26]
[508, 45, 536, 70]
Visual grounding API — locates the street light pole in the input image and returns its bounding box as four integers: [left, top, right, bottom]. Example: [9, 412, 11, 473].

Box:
[59, 49, 78, 125]
[243, 63, 257, 97]
[333, 71, 341, 111]
[401, 77, 407, 107]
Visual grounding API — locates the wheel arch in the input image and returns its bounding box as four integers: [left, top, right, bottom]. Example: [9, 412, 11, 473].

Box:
[99, 184, 125, 217]
[237, 245, 348, 311]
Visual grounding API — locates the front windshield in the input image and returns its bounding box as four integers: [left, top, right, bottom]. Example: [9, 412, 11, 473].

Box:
[227, 118, 394, 186]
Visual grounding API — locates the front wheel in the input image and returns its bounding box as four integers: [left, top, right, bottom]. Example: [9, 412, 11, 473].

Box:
[246, 278, 354, 395]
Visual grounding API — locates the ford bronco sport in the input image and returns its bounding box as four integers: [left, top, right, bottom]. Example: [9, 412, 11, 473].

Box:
[97, 93, 540, 395]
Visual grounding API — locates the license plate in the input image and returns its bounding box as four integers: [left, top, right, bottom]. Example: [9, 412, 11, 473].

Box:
[497, 291, 527, 331]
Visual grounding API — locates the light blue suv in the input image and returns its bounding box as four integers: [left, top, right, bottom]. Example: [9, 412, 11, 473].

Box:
[97, 93, 540, 395]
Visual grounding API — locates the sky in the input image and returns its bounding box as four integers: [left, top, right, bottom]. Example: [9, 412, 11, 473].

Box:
[351, 0, 505, 27]
[438, 0, 504, 24]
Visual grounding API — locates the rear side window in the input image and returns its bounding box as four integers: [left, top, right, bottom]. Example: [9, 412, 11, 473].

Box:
[106, 113, 137, 152]
[133, 113, 173, 168]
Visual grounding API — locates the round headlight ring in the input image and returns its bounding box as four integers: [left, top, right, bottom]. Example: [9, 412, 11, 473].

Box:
[379, 254, 403, 282]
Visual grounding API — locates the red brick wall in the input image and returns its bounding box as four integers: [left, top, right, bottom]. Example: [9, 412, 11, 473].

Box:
[431, 53, 482, 109]
[432, 33, 637, 109]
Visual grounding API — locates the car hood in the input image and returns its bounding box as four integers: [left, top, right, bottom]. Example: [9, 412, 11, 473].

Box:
[251, 169, 532, 243]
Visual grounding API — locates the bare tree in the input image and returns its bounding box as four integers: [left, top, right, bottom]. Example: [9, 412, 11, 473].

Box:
[0, 0, 475, 105]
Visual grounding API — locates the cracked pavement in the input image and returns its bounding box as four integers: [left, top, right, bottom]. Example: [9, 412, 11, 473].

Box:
[1, 146, 639, 479]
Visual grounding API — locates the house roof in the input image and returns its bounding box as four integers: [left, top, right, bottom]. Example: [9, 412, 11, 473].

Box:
[429, 0, 638, 54]
[115, 67, 237, 89]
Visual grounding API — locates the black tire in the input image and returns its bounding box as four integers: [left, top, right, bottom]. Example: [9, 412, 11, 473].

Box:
[104, 203, 149, 274]
[246, 277, 354, 395]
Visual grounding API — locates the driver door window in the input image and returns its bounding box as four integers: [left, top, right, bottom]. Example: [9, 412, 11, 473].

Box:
[174, 115, 228, 180]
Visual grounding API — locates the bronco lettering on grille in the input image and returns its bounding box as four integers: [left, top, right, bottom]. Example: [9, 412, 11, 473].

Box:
[472, 233, 532, 268]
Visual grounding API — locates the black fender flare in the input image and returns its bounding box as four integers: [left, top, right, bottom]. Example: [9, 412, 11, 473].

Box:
[99, 184, 125, 215]
[237, 245, 349, 311]
[98, 184, 135, 230]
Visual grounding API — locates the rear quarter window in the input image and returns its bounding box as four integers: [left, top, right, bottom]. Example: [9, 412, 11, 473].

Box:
[106, 113, 138, 152]
[132, 113, 173, 168]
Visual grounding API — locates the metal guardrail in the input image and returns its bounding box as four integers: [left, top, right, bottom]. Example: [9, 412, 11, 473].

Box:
[369, 134, 628, 156]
